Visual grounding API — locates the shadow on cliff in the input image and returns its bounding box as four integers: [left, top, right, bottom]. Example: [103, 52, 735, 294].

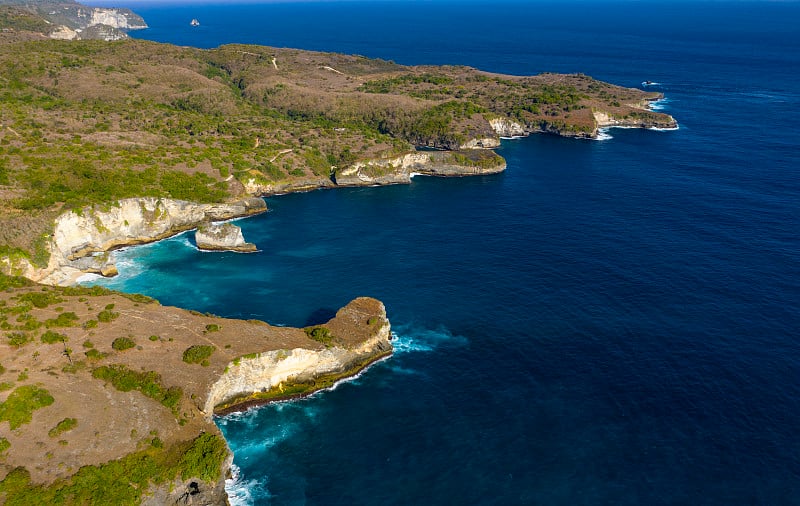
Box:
[304, 308, 337, 327]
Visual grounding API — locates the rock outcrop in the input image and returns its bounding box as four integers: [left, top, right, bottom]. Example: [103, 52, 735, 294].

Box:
[490, 117, 527, 137]
[195, 223, 257, 252]
[333, 150, 506, 187]
[207, 297, 393, 415]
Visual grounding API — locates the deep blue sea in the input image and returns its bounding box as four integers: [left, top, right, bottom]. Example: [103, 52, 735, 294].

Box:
[87, 1, 800, 504]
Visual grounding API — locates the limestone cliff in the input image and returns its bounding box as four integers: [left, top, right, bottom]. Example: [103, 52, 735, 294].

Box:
[333, 150, 506, 187]
[22, 1, 149, 41]
[207, 297, 392, 415]
[195, 223, 257, 253]
[8, 197, 267, 285]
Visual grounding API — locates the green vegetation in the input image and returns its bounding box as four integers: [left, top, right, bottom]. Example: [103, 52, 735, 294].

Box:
[84, 349, 106, 360]
[44, 312, 79, 328]
[48, 417, 78, 438]
[7, 332, 29, 347]
[40, 330, 67, 344]
[92, 365, 182, 413]
[204, 323, 220, 333]
[182, 345, 215, 365]
[97, 309, 119, 323]
[0, 437, 9, 455]
[0, 432, 228, 505]
[0, 385, 55, 430]
[111, 336, 136, 351]
[17, 291, 63, 309]
[304, 326, 334, 347]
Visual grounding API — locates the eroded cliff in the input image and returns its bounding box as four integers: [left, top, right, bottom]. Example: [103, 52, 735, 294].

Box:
[0, 277, 391, 504]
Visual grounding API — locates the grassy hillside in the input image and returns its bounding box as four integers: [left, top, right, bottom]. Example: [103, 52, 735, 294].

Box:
[0, 20, 670, 265]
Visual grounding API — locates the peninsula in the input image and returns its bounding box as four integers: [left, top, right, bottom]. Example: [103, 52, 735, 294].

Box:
[0, 3, 677, 504]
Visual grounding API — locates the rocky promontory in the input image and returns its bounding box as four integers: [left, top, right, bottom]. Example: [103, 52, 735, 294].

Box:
[0, 276, 391, 504]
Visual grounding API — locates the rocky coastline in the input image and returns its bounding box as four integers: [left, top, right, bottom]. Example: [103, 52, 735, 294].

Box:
[0, 8, 680, 502]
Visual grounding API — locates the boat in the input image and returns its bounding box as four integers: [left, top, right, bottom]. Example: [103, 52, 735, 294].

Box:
[190, 19, 200, 27]
[641, 80, 659, 87]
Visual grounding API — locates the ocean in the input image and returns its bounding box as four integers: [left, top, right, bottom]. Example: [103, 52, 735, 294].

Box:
[87, 1, 800, 504]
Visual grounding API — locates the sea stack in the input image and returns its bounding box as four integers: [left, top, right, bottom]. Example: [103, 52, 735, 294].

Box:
[195, 223, 257, 252]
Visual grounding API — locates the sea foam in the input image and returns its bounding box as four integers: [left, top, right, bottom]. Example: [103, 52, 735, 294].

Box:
[225, 464, 272, 506]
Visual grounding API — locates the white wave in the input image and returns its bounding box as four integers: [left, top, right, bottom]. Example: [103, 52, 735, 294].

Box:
[648, 97, 670, 111]
[499, 136, 524, 140]
[594, 128, 613, 141]
[390, 324, 467, 353]
[649, 124, 680, 132]
[75, 272, 102, 283]
[409, 172, 427, 178]
[225, 464, 272, 506]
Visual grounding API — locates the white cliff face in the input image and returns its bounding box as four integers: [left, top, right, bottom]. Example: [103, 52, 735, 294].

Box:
[593, 110, 620, 127]
[204, 316, 392, 416]
[15, 197, 266, 285]
[90, 9, 145, 30]
[489, 118, 527, 137]
[337, 152, 431, 184]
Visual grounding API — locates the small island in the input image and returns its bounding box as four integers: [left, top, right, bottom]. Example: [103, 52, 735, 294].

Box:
[0, 2, 678, 504]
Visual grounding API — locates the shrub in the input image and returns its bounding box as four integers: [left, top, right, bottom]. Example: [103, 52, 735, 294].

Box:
[17, 292, 63, 309]
[7, 332, 29, 347]
[0, 437, 9, 454]
[48, 417, 77, 438]
[92, 365, 182, 412]
[304, 326, 333, 347]
[182, 345, 215, 365]
[204, 323, 220, 333]
[0, 385, 55, 429]
[112, 337, 136, 351]
[40, 330, 67, 344]
[45, 312, 79, 328]
[85, 349, 107, 360]
[97, 309, 119, 323]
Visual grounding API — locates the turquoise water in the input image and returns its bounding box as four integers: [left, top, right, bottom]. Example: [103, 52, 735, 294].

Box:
[91, 1, 800, 504]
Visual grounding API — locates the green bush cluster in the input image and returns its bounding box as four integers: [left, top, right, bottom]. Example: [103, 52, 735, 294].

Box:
[0, 385, 55, 430]
[48, 417, 78, 438]
[97, 309, 119, 323]
[17, 291, 63, 309]
[0, 432, 228, 505]
[304, 326, 333, 347]
[44, 312, 79, 328]
[40, 330, 67, 344]
[92, 365, 182, 412]
[111, 337, 136, 351]
[182, 345, 215, 365]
